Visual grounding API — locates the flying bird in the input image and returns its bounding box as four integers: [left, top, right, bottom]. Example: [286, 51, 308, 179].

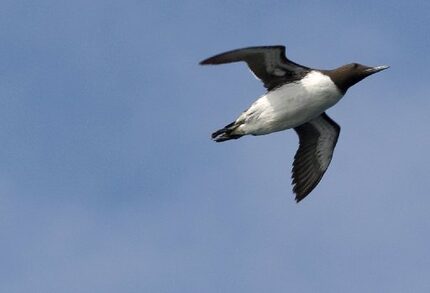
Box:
[200, 45, 389, 202]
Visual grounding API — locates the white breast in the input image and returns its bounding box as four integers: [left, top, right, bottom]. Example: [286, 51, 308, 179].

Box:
[236, 71, 343, 135]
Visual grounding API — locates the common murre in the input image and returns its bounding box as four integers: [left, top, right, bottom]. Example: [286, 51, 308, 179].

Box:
[200, 45, 389, 202]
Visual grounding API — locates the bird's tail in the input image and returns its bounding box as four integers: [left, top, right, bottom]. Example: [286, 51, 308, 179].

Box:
[211, 121, 243, 142]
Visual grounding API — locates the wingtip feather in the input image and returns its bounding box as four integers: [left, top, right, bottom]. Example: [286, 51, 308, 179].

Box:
[199, 59, 210, 65]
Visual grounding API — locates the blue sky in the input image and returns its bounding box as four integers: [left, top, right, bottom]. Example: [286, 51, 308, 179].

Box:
[0, 1, 429, 292]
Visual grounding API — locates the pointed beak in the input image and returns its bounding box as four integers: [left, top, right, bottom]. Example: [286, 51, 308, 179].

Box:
[365, 65, 390, 74]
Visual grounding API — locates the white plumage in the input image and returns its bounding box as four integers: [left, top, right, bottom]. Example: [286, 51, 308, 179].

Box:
[236, 71, 343, 135]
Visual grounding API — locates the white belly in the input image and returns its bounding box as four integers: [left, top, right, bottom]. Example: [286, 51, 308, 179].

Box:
[236, 71, 343, 135]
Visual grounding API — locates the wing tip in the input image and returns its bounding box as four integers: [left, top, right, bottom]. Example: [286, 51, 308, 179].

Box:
[199, 45, 287, 66]
[199, 58, 211, 65]
[293, 187, 308, 203]
[199, 56, 226, 65]
[295, 196, 304, 203]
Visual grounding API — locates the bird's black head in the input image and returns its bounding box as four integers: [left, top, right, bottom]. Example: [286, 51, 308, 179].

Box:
[324, 63, 389, 93]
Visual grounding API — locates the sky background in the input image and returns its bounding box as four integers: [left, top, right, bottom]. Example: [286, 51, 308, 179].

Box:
[0, 1, 429, 292]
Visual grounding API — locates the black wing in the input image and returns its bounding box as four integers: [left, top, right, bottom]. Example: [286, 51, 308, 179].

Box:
[200, 46, 310, 90]
[292, 113, 341, 202]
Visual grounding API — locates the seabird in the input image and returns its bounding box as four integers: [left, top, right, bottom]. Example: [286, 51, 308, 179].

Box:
[200, 45, 389, 202]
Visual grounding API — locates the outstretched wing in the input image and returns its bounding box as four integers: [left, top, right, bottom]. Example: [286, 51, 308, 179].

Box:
[292, 113, 341, 202]
[200, 46, 310, 90]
